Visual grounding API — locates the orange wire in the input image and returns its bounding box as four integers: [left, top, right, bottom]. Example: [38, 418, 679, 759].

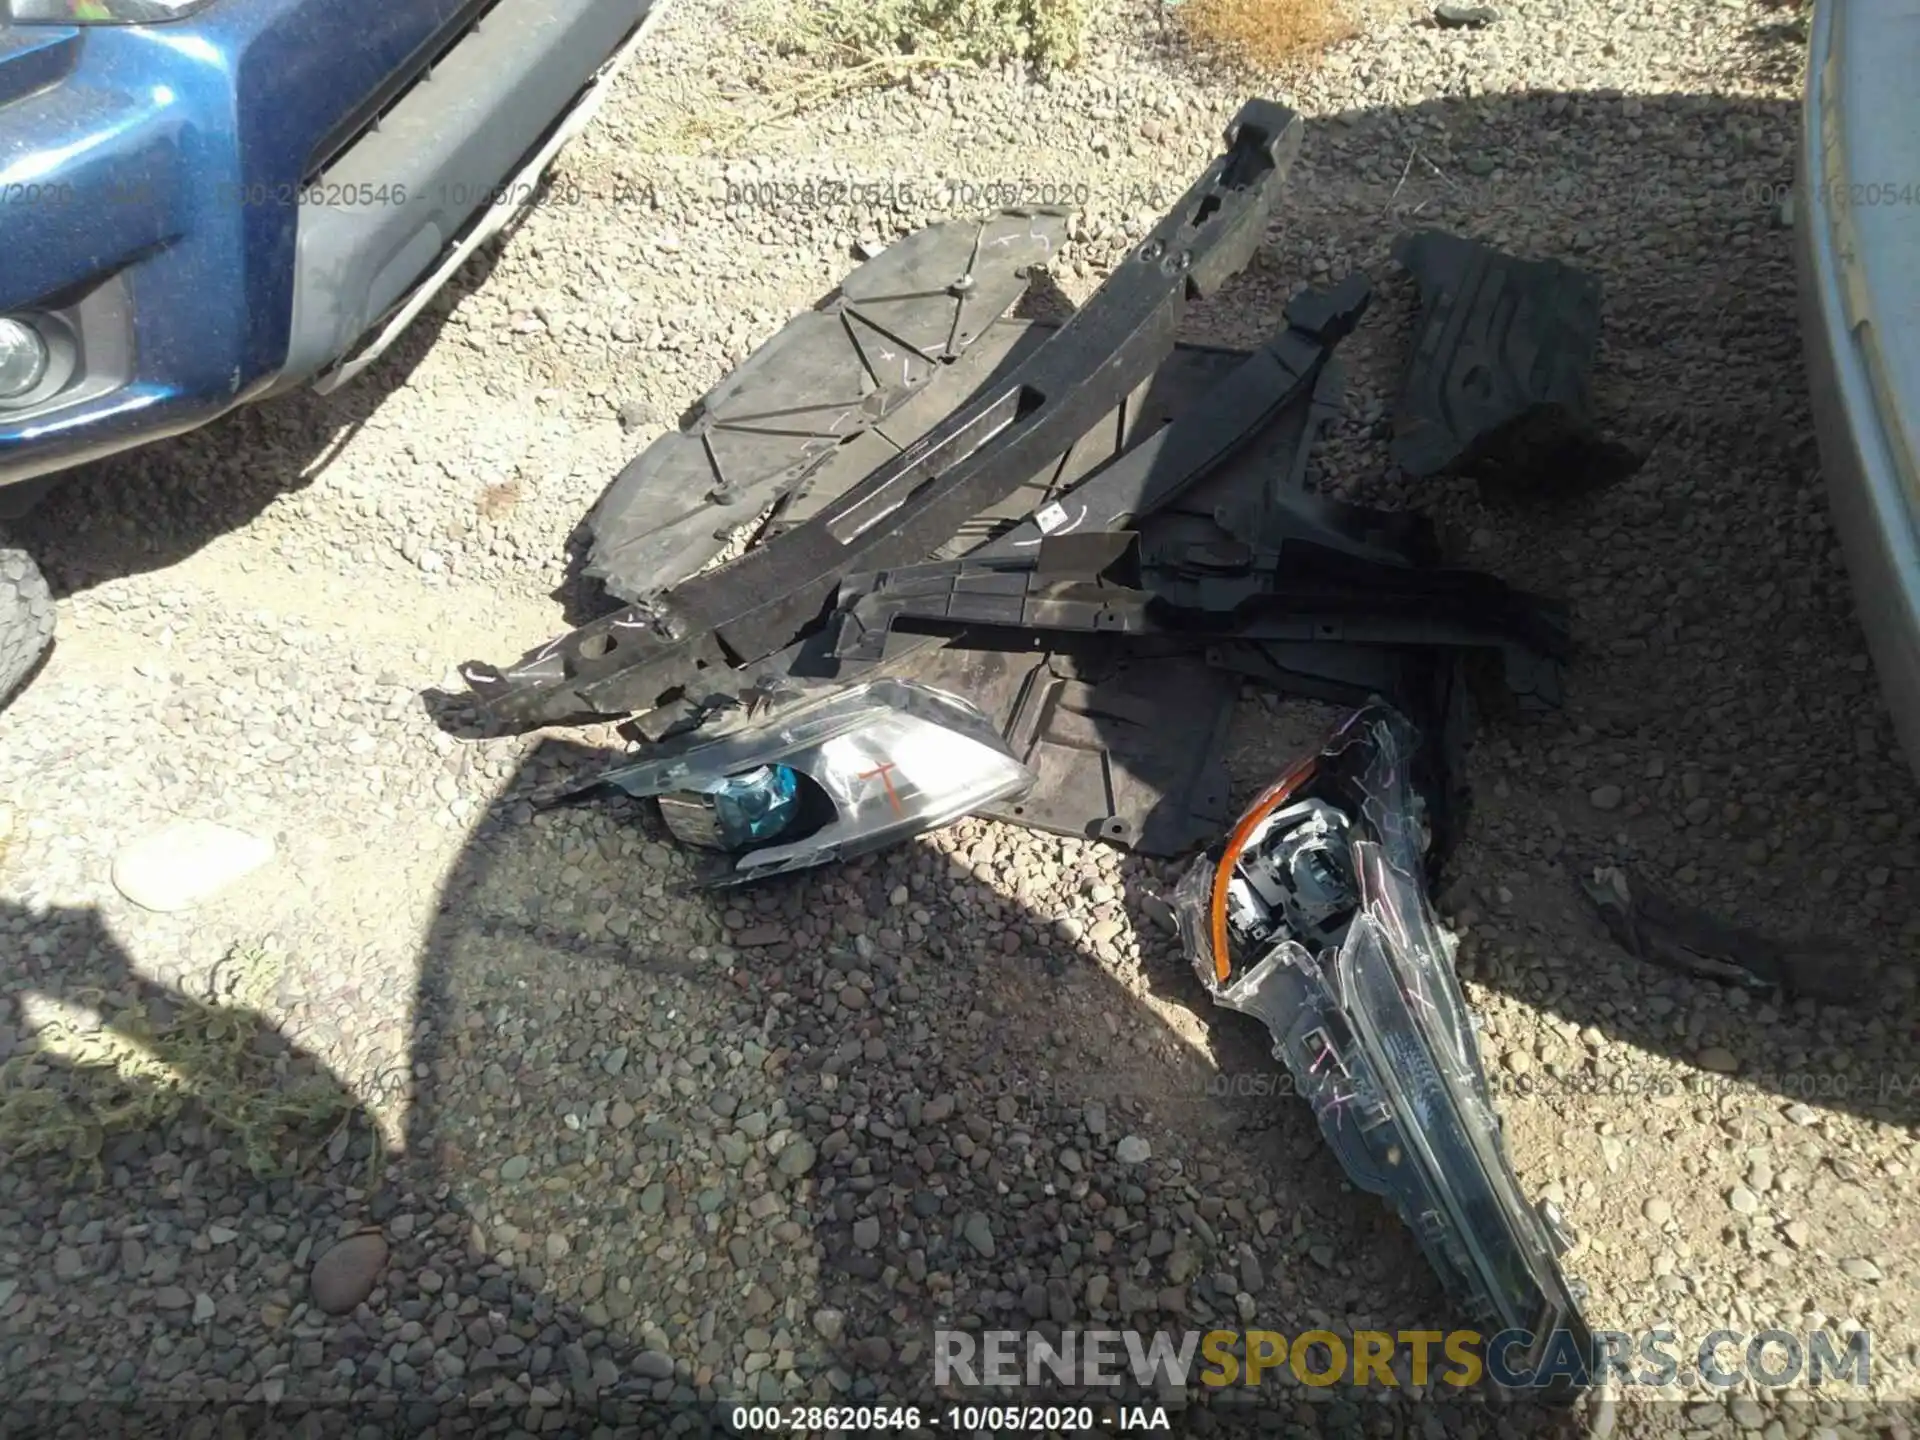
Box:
[1208, 754, 1319, 985]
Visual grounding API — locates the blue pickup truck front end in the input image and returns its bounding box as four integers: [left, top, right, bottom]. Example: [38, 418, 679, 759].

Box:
[0, 0, 649, 489]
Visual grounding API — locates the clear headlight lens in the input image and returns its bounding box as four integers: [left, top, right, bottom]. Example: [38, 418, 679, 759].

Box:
[577, 678, 1035, 886]
[1177, 706, 1594, 1398]
[7, 0, 217, 24]
[0, 319, 49, 402]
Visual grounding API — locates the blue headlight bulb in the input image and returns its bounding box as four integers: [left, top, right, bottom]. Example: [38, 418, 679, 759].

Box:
[709, 764, 800, 848]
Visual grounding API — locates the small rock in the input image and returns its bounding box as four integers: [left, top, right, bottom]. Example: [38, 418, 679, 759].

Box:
[1730, 1396, 1766, 1429]
[1238, 1249, 1264, 1293]
[962, 1213, 996, 1258]
[154, 1285, 191, 1310]
[1697, 1047, 1739, 1074]
[617, 399, 656, 434]
[1589, 784, 1624, 812]
[1728, 1186, 1760, 1216]
[1643, 1198, 1672, 1225]
[192, 1293, 216, 1324]
[922, 1094, 956, 1124]
[310, 1232, 388, 1315]
[500, 1155, 531, 1182]
[634, 1350, 675, 1381]
[111, 820, 275, 912]
[777, 1137, 818, 1178]
[852, 1217, 881, 1251]
[1433, 1, 1499, 24]
[1840, 1257, 1883, 1283]
[813, 1307, 846, 1344]
[1115, 1135, 1152, 1165]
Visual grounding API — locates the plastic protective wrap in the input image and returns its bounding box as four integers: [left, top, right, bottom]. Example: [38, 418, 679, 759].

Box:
[573, 678, 1034, 885]
[1174, 704, 1594, 1398]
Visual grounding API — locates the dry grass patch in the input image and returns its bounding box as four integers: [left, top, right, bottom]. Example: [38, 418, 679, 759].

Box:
[1175, 0, 1352, 69]
[477, 477, 522, 521]
[0, 945, 365, 1180]
[696, 0, 1088, 149]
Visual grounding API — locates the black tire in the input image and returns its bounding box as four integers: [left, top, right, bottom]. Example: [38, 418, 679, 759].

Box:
[0, 541, 54, 710]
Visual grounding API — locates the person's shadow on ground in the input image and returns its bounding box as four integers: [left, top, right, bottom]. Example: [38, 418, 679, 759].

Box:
[0, 906, 378, 1406]
[0, 901, 752, 1436]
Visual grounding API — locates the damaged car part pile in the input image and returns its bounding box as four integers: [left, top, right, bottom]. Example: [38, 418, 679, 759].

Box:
[465, 99, 1640, 1394]
[466, 97, 1307, 725]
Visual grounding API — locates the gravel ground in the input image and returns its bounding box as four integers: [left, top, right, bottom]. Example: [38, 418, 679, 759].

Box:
[3, 0, 1918, 1435]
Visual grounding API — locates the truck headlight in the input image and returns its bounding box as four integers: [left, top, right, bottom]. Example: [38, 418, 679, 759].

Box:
[6, 0, 216, 23]
[0, 319, 49, 403]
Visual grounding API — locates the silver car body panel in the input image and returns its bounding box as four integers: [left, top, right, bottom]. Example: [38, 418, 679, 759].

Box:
[1796, 0, 1920, 774]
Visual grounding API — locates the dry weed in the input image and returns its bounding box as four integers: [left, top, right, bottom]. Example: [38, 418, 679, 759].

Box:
[477, 478, 522, 520]
[1176, 0, 1352, 69]
[676, 0, 1088, 151]
[0, 945, 365, 1181]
